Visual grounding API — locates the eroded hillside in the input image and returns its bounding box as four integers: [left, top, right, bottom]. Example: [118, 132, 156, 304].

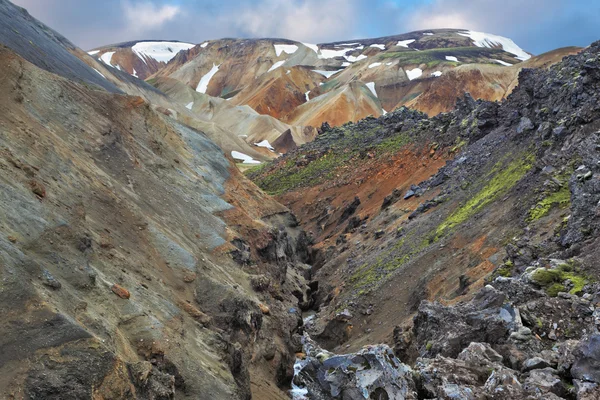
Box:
[250, 41, 600, 397]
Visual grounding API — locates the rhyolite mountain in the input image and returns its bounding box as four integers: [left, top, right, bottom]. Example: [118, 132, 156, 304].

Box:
[2, 0, 600, 399]
[90, 31, 580, 158]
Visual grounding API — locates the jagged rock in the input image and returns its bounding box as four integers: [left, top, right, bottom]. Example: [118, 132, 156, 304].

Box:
[523, 368, 567, 398]
[572, 335, 600, 384]
[295, 336, 417, 399]
[338, 196, 361, 224]
[522, 357, 551, 372]
[517, 117, 535, 133]
[411, 285, 513, 358]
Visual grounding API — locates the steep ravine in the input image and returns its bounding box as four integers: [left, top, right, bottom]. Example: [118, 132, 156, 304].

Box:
[252, 42, 600, 399]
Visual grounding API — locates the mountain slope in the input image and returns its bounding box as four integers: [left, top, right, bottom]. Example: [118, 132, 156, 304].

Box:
[0, 1, 314, 398]
[92, 29, 544, 133]
[249, 41, 600, 358]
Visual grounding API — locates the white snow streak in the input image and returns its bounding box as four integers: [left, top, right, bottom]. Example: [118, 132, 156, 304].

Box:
[88, 50, 100, 55]
[268, 60, 286, 72]
[302, 43, 319, 53]
[458, 30, 531, 61]
[368, 62, 382, 69]
[345, 54, 367, 63]
[494, 59, 513, 66]
[405, 68, 423, 80]
[132, 41, 195, 64]
[366, 82, 377, 97]
[312, 69, 344, 78]
[100, 51, 115, 66]
[186, 102, 194, 110]
[305, 91, 311, 101]
[254, 140, 275, 151]
[397, 39, 415, 48]
[423, 32, 434, 36]
[196, 64, 220, 93]
[200, 42, 209, 48]
[370, 44, 385, 50]
[431, 71, 442, 77]
[445, 56, 459, 62]
[93, 68, 106, 78]
[231, 151, 260, 164]
[274, 44, 298, 56]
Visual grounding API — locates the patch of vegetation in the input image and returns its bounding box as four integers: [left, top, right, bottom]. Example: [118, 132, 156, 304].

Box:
[436, 154, 535, 238]
[254, 151, 352, 195]
[378, 46, 506, 66]
[527, 178, 571, 222]
[494, 260, 515, 278]
[530, 261, 592, 296]
[350, 233, 431, 294]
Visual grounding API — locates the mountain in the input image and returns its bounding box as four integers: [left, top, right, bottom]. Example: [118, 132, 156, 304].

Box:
[2, 0, 600, 398]
[0, 1, 313, 398]
[250, 39, 600, 397]
[91, 31, 579, 134]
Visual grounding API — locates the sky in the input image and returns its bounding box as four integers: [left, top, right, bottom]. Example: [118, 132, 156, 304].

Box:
[11, 0, 600, 54]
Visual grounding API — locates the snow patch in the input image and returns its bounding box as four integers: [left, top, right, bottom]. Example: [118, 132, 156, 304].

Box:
[345, 54, 367, 63]
[302, 43, 319, 54]
[100, 51, 115, 66]
[132, 68, 138, 78]
[386, 62, 393, 66]
[431, 71, 442, 77]
[458, 30, 531, 61]
[231, 151, 260, 164]
[318, 48, 350, 59]
[341, 61, 351, 67]
[370, 44, 385, 50]
[200, 42, 209, 48]
[368, 62, 382, 69]
[397, 39, 415, 48]
[445, 56, 459, 62]
[186, 102, 194, 110]
[132, 41, 195, 64]
[366, 82, 377, 97]
[274, 44, 298, 57]
[268, 60, 286, 72]
[336, 42, 359, 46]
[493, 59, 513, 66]
[405, 68, 423, 80]
[88, 50, 100, 55]
[312, 69, 344, 78]
[254, 140, 275, 151]
[93, 68, 106, 78]
[196, 63, 220, 93]
[423, 32, 434, 36]
[305, 91, 310, 102]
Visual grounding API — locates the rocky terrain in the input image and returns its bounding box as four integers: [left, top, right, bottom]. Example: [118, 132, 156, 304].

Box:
[1, 0, 600, 399]
[250, 40, 600, 398]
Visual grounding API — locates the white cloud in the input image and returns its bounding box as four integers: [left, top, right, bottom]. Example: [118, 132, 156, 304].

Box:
[405, 0, 559, 33]
[122, 1, 181, 33]
[229, 0, 359, 43]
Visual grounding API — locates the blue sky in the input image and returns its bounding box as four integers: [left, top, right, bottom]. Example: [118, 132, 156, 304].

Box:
[12, 0, 600, 54]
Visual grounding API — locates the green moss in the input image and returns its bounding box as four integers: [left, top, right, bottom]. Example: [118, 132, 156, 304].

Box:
[527, 183, 571, 222]
[255, 151, 351, 195]
[436, 154, 535, 238]
[546, 283, 566, 297]
[530, 262, 591, 297]
[425, 341, 433, 351]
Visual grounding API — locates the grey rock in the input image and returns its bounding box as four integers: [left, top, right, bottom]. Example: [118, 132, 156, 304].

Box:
[522, 357, 551, 372]
[517, 117, 534, 134]
[572, 335, 600, 383]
